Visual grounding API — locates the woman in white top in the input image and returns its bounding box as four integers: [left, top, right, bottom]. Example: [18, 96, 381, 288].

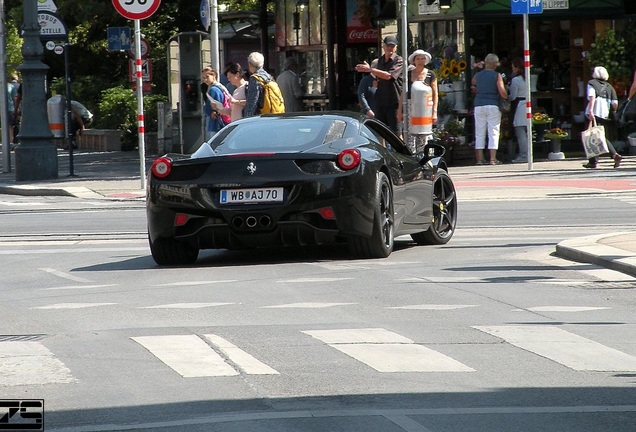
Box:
[224, 62, 248, 122]
[584, 66, 621, 169]
[508, 58, 528, 163]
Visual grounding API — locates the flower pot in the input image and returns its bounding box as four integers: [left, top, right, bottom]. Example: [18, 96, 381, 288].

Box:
[533, 123, 547, 141]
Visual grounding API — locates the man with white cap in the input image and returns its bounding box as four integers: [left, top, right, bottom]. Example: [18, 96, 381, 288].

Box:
[355, 35, 403, 134]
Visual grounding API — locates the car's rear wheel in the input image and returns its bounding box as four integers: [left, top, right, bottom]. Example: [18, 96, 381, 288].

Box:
[348, 172, 394, 258]
[149, 235, 199, 265]
[411, 168, 457, 245]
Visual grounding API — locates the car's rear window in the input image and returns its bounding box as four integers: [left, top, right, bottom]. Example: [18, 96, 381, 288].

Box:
[209, 118, 347, 154]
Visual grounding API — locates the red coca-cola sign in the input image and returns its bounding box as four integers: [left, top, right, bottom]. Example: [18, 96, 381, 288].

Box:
[348, 27, 379, 44]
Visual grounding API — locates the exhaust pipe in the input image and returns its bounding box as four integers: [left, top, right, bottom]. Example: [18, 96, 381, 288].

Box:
[232, 216, 244, 228]
[245, 216, 258, 228]
[259, 215, 272, 227]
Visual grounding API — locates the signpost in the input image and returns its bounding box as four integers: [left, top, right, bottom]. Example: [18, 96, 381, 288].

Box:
[112, 0, 161, 189]
[511, 0, 542, 170]
[38, 11, 77, 175]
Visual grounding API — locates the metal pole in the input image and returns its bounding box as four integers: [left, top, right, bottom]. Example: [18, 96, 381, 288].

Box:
[134, 19, 146, 190]
[64, 41, 74, 176]
[0, 0, 10, 172]
[209, 0, 219, 73]
[399, 0, 408, 144]
[0, 0, 12, 172]
[523, 13, 533, 170]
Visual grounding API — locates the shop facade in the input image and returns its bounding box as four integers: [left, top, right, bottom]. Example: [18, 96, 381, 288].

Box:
[273, 0, 635, 138]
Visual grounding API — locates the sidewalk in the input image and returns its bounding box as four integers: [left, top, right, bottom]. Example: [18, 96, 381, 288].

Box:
[0, 148, 635, 277]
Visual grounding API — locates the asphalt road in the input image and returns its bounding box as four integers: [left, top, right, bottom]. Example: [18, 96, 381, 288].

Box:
[0, 176, 635, 431]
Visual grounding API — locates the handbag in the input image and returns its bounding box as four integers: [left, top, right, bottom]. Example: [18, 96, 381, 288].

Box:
[581, 117, 609, 159]
[500, 98, 511, 113]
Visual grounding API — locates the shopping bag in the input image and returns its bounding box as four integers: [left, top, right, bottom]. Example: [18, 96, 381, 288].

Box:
[580, 117, 609, 158]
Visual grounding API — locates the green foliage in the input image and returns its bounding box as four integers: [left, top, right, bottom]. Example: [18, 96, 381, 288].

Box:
[98, 86, 167, 150]
[589, 28, 631, 83]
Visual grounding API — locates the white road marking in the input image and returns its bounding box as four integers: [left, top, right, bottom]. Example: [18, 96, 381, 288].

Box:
[32, 303, 117, 310]
[308, 262, 418, 270]
[0, 201, 48, 206]
[277, 277, 354, 283]
[0, 247, 147, 254]
[131, 335, 237, 377]
[40, 267, 93, 283]
[303, 328, 475, 373]
[474, 325, 636, 371]
[388, 304, 479, 310]
[537, 280, 591, 286]
[0, 341, 76, 386]
[202, 334, 279, 375]
[262, 302, 355, 309]
[511, 306, 610, 312]
[397, 277, 479, 283]
[153, 280, 237, 286]
[139, 303, 234, 309]
[41, 284, 117, 291]
[581, 268, 636, 282]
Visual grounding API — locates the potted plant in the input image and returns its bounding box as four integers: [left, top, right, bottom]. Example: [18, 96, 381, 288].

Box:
[532, 112, 553, 141]
[544, 127, 568, 154]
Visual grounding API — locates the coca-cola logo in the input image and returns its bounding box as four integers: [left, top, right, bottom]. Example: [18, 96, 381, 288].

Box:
[348, 28, 378, 41]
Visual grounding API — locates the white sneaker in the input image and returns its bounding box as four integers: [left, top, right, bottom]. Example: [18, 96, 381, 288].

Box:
[512, 157, 526, 163]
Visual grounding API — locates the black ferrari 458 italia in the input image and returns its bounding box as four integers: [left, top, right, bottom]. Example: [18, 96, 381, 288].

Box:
[146, 112, 457, 265]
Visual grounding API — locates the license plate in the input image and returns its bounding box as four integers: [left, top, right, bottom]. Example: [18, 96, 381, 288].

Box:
[220, 187, 284, 204]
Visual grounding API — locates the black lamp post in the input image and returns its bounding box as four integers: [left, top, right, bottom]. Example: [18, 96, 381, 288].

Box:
[15, 0, 57, 181]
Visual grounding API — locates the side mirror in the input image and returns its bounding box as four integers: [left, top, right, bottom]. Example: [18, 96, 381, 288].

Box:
[420, 142, 446, 164]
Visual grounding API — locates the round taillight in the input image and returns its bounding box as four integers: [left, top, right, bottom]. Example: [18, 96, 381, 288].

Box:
[337, 149, 361, 170]
[151, 157, 172, 178]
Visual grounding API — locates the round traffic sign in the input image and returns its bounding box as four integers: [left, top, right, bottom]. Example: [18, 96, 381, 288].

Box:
[112, 0, 161, 20]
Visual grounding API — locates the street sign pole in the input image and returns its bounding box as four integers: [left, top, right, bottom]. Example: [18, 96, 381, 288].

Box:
[112, 0, 161, 189]
[511, 0, 542, 171]
[133, 18, 146, 190]
[209, 0, 219, 73]
[524, 12, 533, 171]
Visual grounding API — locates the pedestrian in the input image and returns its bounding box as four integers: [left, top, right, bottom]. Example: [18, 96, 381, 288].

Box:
[244, 52, 278, 117]
[471, 53, 509, 165]
[355, 35, 403, 134]
[10, 74, 20, 143]
[357, 59, 378, 116]
[6, 76, 18, 146]
[397, 49, 438, 154]
[277, 57, 304, 113]
[508, 57, 528, 163]
[201, 67, 227, 140]
[583, 66, 622, 169]
[223, 62, 248, 122]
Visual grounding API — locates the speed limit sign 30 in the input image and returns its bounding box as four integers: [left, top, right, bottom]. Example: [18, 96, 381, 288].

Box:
[112, 0, 161, 20]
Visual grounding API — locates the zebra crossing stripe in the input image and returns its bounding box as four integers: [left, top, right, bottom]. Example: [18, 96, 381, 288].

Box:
[131, 335, 238, 377]
[474, 325, 636, 371]
[0, 341, 76, 385]
[203, 334, 279, 375]
[303, 328, 475, 373]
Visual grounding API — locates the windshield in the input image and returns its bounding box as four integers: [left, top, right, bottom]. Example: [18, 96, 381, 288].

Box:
[207, 118, 347, 155]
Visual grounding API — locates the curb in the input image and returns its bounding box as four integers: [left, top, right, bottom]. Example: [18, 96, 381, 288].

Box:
[0, 185, 139, 200]
[555, 232, 636, 278]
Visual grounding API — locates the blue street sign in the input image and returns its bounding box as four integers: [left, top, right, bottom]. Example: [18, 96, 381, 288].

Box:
[200, 0, 210, 30]
[107, 27, 131, 51]
[511, 0, 543, 14]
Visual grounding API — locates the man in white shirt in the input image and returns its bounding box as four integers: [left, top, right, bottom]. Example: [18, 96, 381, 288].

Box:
[277, 57, 304, 113]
